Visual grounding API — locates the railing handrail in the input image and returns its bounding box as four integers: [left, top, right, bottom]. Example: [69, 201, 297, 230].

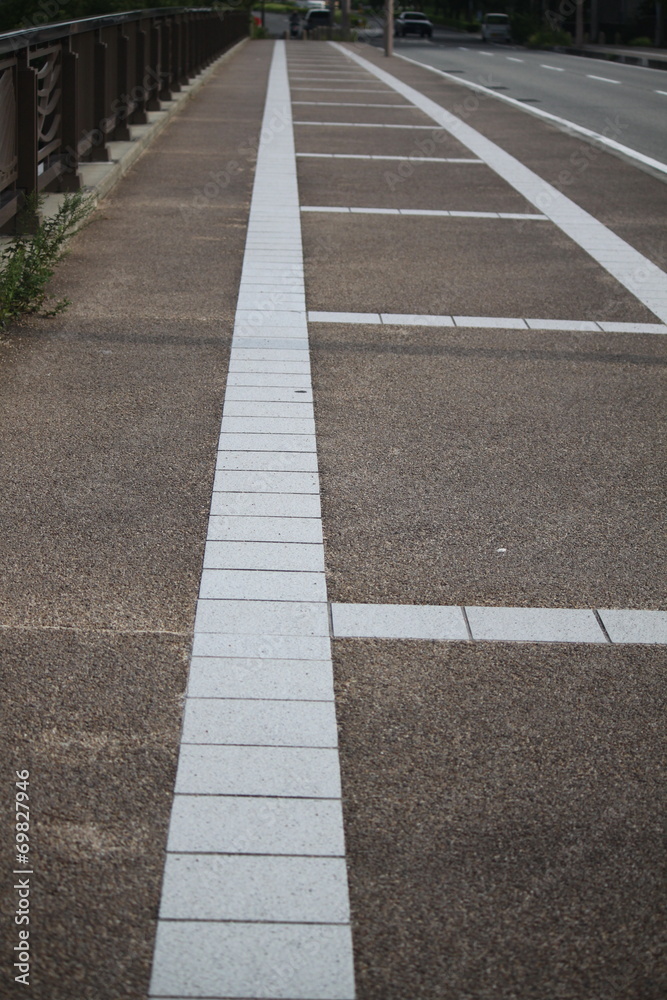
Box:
[0, 7, 225, 56]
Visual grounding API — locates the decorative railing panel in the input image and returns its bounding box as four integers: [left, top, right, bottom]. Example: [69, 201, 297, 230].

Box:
[0, 7, 248, 230]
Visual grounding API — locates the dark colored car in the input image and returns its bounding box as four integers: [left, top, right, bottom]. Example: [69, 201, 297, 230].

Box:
[394, 11, 433, 37]
[302, 8, 332, 34]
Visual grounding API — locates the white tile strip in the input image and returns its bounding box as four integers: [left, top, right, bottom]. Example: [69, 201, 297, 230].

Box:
[149, 41, 356, 1000]
[294, 120, 441, 129]
[331, 603, 667, 644]
[297, 153, 483, 163]
[301, 206, 547, 220]
[331, 43, 667, 324]
[307, 311, 667, 334]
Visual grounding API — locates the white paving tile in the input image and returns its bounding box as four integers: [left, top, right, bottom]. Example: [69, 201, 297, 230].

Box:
[199, 568, 327, 602]
[191, 632, 332, 661]
[210, 492, 321, 518]
[175, 744, 340, 796]
[208, 514, 323, 544]
[159, 854, 350, 922]
[380, 313, 454, 326]
[223, 401, 314, 419]
[194, 599, 330, 636]
[225, 373, 313, 388]
[453, 316, 529, 328]
[466, 605, 606, 643]
[218, 432, 316, 451]
[224, 386, 313, 402]
[308, 310, 381, 324]
[216, 450, 318, 472]
[598, 609, 667, 644]
[331, 602, 468, 640]
[187, 657, 334, 701]
[232, 337, 310, 351]
[182, 697, 337, 747]
[149, 922, 355, 1000]
[213, 469, 319, 493]
[203, 540, 324, 571]
[229, 361, 312, 374]
[221, 416, 315, 435]
[166, 795, 346, 855]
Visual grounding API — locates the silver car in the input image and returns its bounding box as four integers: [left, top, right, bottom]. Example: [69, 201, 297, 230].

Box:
[480, 13, 511, 42]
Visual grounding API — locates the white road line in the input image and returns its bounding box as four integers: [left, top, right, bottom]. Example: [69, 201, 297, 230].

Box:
[507, 56, 524, 62]
[297, 153, 482, 162]
[300, 206, 547, 219]
[541, 63, 565, 71]
[331, 604, 667, 644]
[308, 311, 667, 334]
[331, 43, 667, 324]
[149, 41, 355, 1000]
[656, 89, 667, 96]
[587, 74, 621, 84]
[395, 50, 667, 178]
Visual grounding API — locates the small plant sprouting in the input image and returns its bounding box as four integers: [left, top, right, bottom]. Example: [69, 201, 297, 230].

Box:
[0, 191, 94, 330]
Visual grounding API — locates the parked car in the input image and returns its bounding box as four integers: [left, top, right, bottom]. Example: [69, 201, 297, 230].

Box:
[480, 12, 511, 42]
[302, 7, 332, 33]
[394, 11, 433, 37]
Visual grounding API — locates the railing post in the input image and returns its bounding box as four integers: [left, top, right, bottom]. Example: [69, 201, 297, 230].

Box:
[132, 27, 149, 124]
[60, 44, 80, 190]
[114, 28, 131, 140]
[16, 61, 38, 227]
[91, 34, 109, 160]
[147, 21, 161, 110]
[159, 20, 172, 100]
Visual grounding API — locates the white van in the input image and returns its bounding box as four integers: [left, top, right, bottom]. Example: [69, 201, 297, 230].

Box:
[480, 13, 511, 42]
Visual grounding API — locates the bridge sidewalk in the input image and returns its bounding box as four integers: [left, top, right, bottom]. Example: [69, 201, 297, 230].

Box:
[0, 35, 665, 1000]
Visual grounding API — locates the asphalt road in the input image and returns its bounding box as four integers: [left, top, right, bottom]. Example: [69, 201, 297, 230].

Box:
[387, 34, 667, 165]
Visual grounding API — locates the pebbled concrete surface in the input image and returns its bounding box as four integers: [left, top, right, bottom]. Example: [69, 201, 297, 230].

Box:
[302, 214, 658, 321]
[311, 322, 666, 610]
[0, 40, 271, 1000]
[334, 638, 667, 1000]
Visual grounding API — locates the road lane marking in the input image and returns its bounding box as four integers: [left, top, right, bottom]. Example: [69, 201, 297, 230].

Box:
[332, 43, 667, 322]
[656, 90, 667, 96]
[507, 56, 524, 62]
[587, 74, 621, 84]
[308, 311, 667, 334]
[331, 604, 667, 644]
[149, 40, 355, 1000]
[541, 64, 565, 71]
[394, 50, 667, 178]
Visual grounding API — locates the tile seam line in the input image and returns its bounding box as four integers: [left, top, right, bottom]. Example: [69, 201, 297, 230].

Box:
[148, 41, 356, 1000]
[330, 41, 667, 324]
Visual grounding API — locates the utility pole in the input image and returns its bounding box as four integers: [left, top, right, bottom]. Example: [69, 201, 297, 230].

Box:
[575, 0, 584, 46]
[341, 0, 350, 37]
[385, 0, 394, 56]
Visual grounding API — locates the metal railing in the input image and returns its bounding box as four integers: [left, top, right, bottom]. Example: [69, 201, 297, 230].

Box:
[0, 7, 248, 230]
